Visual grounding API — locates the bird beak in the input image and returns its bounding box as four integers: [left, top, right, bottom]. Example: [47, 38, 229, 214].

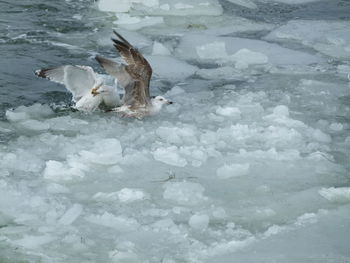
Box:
[167, 101, 173, 105]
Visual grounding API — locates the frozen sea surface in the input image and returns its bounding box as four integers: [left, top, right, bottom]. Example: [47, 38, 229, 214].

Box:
[1, 0, 350, 262]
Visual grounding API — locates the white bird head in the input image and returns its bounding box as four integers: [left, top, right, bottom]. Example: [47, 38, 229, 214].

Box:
[151, 95, 173, 106]
[150, 95, 173, 114]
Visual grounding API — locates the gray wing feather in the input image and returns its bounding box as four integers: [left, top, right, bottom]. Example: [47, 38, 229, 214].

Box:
[35, 65, 98, 101]
[95, 55, 132, 88]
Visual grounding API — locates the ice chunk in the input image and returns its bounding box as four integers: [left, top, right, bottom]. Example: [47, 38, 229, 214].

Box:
[189, 213, 210, 230]
[58, 204, 83, 225]
[226, 0, 257, 9]
[152, 218, 180, 234]
[13, 235, 55, 249]
[131, 0, 223, 16]
[43, 160, 86, 181]
[329, 123, 343, 131]
[216, 106, 241, 118]
[196, 41, 227, 59]
[109, 250, 140, 263]
[152, 146, 187, 167]
[152, 41, 171, 55]
[216, 163, 250, 179]
[176, 34, 324, 65]
[79, 138, 122, 165]
[19, 120, 50, 131]
[146, 55, 198, 80]
[114, 13, 164, 30]
[196, 66, 245, 81]
[46, 183, 70, 194]
[312, 129, 331, 143]
[269, 0, 324, 4]
[116, 188, 147, 202]
[98, 0, 159, 13]
[163, 182, 208, 205]
[156, 126, 197, 145]
[229, 48, 268, 69]
[85, 212, 139, 231]
[5, 104, 53, 122]
[98, 0, 133, 12]
[319, 187, 350, 203]
[265, 20, 350, 59]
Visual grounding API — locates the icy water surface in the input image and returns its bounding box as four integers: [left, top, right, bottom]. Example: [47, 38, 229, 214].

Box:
[1, 0, 350, 262]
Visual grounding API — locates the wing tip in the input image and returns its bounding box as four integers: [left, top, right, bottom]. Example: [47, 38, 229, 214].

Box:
[35, 68, 49, 79]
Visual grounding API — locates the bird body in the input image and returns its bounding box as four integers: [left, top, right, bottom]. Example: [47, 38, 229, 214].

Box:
[35, 65, 121, 112]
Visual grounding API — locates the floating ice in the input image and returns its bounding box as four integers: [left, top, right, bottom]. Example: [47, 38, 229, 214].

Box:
[152, 41, 171, 55]
[163, 182, 208, 205]
[319, 187, 350, 203]
[58, 204, 83, 225]
[13, 235, 56, 249]
[85, 212, 139, 231]
[114, 13, 164, 30]
[43, 160, 86, 181]
[131, 0, 223, 16]
[189, 213, 210, 230]
[265, 20, 350, 59]
[226, 0, 258, 9]
[152, 146, 187, 167]
[216, 163, 250, 179]
[6, 104, 53, 122]
[230, 48, 268, 69]
[216, 106, 241, 118]
[177, 34, 324, 66]
[116, 188, 147, 202]
[79, 138, 122, 165]
[146, 55, 198, 80]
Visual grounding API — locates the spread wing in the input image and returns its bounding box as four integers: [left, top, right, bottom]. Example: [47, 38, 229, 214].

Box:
[95, 30, 153, 108]
[35, 65, 99, 102]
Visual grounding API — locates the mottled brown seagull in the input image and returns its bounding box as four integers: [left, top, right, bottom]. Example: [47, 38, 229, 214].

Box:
[95, 30, 172, 119]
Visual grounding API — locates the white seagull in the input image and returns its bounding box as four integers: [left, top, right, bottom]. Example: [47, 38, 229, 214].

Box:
[95, 30, 173, 119]
[35, 65, 121, 112]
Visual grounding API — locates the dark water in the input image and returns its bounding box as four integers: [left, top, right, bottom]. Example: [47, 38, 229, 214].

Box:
[0, 0, 98, 117]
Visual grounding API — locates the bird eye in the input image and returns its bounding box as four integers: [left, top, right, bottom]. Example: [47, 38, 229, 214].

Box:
[160, 98, 163, 101]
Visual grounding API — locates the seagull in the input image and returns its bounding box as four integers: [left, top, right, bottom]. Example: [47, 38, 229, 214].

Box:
[35, 65, 121, 112]
[95, 30, 173, 119]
